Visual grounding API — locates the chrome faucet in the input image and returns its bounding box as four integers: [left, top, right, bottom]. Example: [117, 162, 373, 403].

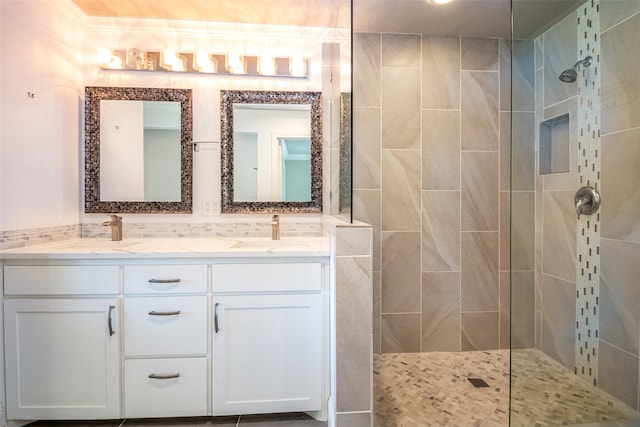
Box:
[102, 215, 123, 241]
[271, 214, 280, 240]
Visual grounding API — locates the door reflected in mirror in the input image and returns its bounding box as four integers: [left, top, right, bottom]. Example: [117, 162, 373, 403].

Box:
[220, 90, 322, 214]
[232, 104, 311, 203]
[100, 100, 182, 202]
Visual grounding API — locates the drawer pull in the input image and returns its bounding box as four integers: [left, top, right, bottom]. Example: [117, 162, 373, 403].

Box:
[108, 305, 116, 336]
[148, 373, 181, 380]
[148, 278, 181, 284]
[148, 310, 181, 316]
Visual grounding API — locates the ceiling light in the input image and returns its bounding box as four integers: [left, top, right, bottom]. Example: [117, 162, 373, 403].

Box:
[429, 0, 455, 4]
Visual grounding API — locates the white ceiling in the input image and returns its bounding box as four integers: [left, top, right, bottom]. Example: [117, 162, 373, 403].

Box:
[72, 0, 584, 39]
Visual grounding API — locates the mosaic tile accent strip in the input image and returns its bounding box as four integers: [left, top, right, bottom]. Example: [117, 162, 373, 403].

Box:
[374, 349, 639, 427]
[575, 0, 602, 386]
[0, 224, 81, 251]
[81, 221, 324, 240]
[219, 90, 323, 214]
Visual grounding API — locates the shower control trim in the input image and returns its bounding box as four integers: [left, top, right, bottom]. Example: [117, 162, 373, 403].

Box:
[575, 186, 601, 219]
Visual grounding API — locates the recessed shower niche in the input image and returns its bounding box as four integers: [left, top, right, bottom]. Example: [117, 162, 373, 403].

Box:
[539, 113, 570, 175]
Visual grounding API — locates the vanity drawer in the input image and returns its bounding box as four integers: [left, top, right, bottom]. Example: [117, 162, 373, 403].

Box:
[124, 296, 207, 356]
[212, 263, 322, 293]
[4, 265, 119, 295]
[124, 357, 207, 418]
[124, 264, 207, 294]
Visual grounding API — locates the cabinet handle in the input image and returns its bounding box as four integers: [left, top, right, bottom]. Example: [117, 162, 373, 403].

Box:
[108, 305, 116, 336]
[148, 310, 181, 316]
[214, 303, 220, 333]
[148, 373, 180, 380]
[148, 278, 181, 284]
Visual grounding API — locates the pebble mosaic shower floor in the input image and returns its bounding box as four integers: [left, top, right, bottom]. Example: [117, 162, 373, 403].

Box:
[374, 349, 640, 426]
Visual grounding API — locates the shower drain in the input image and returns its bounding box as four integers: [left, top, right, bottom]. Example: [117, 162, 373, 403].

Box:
[467, 377, 490, 388]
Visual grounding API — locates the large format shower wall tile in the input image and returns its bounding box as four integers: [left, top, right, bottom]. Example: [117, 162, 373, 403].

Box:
[461, 312, 499, 351]
[461, 151, 499, 231]
[499, 39, 512, 111]
[461, 231, 499, 312]
[601, 12, 640, 134]
[601, 128, 640, 242]
[381, 67, 420, 150]
[381, 231, 421, 313]
[353, 107, 381, 190]
[598, 340, 640, 410]
[541, 274, 576, 371]
[461, 71, 499, 151]
[336, 255, 372, 413]
[422, 272, 461, 352]
[353, 33, 380, 108]
[509, 112, 535, 192]
[422, 110, 460, 191]
[421, 191, 460, 272]
[599, 238, 640, 356]
[422, 36, 460, 110]
[381, 150, 421, 231]
[542, 190, 577, 282]
[352, 189, 381, 271]
[461, 37, 499, 71]
[381, 313, 420, 353]
[381, 34, 421, 68]
[511, 39, 536, 112]
[501, 191, 535, 271]
[600, 0, 640, 33]
[500, 271, 535, 350]
[542, 10, 578, 108]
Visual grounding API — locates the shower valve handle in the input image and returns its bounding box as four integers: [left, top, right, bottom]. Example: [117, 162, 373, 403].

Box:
[575, 186, 601, 219]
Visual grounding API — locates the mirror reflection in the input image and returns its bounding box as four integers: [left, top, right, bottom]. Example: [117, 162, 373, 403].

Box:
[100, 100, 181, 202]
[85, 86, 193, 214]
[220, 90, 322, 214]
[232, 104, 312, 203]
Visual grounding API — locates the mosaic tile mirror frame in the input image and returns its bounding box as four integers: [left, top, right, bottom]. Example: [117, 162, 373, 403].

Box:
[220, 90, 323, 214]
[84, 86, 193, 214]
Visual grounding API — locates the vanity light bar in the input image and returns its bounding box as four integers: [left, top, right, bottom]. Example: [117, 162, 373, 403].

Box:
[97, 48, 308, 78]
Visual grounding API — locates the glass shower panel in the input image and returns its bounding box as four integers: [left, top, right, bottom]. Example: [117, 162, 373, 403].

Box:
[510, 0, 640, 425]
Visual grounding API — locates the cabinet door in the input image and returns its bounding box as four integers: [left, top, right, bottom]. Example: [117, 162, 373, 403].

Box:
[4, 299, 120, 420]
[212, 294, 322, 415]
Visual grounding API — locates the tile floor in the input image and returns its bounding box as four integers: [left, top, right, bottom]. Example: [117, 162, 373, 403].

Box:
[24, 348, 640, 427]
[374, 349, 640, 426]
[26, 413, 327, 427]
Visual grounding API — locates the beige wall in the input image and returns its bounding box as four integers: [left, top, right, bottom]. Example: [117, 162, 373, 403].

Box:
[353, 33, 535, 353]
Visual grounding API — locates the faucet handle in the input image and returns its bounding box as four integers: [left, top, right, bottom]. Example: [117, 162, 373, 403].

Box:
[110, 214, 122, 222]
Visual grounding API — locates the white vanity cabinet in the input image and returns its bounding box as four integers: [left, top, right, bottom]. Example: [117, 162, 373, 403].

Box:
[3, 265, 121, 420]
[212, 262, 324, 416]
[123, 264, 208, 418]
[1, 243, 331, 423]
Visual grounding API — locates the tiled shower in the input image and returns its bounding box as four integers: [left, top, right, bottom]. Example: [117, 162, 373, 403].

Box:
[355, 0, 640, 416]
[352, 33, 531, 353]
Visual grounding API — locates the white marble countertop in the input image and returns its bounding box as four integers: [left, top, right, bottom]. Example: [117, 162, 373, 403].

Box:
[0, 237, 330, 259]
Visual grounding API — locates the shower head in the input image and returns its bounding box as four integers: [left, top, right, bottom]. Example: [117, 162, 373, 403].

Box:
[558, 56, 593, 83]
